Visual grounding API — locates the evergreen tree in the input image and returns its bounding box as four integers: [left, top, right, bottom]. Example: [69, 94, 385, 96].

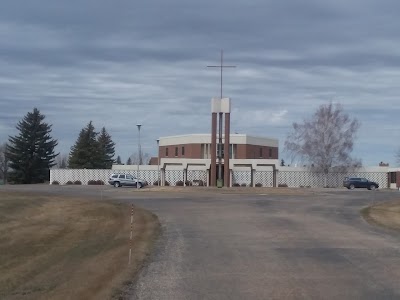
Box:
[7, 108, 58, 183]
[69, 121, 102, 169]
[126, 157, 132, 165]
[116, 155, 122, 165]
[280, 159, 285, 166]
[97, 127, 115, 169]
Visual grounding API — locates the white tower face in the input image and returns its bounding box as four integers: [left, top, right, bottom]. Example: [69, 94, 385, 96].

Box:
[211, 98, 231, 113]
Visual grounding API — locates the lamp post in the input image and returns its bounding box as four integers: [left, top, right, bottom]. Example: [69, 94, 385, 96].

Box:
[136, 124, 142, 189]
[156, 139, 160, 186]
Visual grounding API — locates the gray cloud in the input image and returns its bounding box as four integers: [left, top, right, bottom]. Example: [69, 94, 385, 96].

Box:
[1, 0, 400, 165]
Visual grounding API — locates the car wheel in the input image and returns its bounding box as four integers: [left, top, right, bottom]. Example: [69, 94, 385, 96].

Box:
[137, 182, 142, 189]
[114, 181, 120, 188]
[369, 185, 376, 190]
[349, 184, 355, 190]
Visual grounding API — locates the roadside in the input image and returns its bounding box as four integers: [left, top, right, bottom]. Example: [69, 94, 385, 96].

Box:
[0, 191, 160, 300]
[362, 199, 400, 231]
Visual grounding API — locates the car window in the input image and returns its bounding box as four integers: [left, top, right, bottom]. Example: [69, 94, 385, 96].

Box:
[361, 178, 367, 182]
[112, 175, 118, 178]
[127, 175, 133, 180]
[118, 175, 125, 179]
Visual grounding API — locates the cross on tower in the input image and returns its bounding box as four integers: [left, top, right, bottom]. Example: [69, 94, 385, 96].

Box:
[207, 50, 236, 186]
[207, 50, 236, 99]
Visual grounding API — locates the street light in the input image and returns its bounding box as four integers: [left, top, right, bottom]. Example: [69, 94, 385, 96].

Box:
[156, 139, 160, 186]
[136, 124, 142, 189]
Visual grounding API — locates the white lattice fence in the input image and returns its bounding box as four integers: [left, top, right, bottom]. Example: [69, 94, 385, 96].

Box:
[254, 171, 274, 187]
[232, 171, 252, 186]
[277, 171, 388, 188]
[346, 172, 388, 188]
[165, 170, 184, 186]
[187, 170, 207, 186]
[50, 169, 114, 185]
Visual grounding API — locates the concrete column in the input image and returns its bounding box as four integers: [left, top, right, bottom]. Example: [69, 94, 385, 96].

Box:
[211, 112, 217, 186]
[161, 168, 165, 186]
[224, 113, 230, 187]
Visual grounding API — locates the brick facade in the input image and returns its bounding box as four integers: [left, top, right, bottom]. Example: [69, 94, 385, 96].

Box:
[158, 143, 278, 160]
[236, 144, 278, 159]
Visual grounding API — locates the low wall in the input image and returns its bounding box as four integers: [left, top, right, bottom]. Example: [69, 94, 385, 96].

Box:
[50, 166, 391, 188]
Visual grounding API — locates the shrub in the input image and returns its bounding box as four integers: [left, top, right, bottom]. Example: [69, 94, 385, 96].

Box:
[255, 183, 262, 187]
[153, 180, 161, 186]
[88, 180, 104, 185]
[278, 183, 288, 187]
[176, 180, 184, 186]
[52, 181, 59, 185]
[185, 180, 192, 186]
[233, 183, 240, 187]
[241, 183, 247, 187]
[198, 180, 204, 186]
[66, 181, 73, 185]
[165, 181, 170, 186]
[74, 180, 82, 185]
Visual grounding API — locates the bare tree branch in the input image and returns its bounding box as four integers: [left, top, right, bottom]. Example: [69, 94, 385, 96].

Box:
[284, 103, 361, 173]
[0, 143, 8, 182]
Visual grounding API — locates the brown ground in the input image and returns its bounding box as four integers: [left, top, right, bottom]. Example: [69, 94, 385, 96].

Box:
[362, 199, 400, 231]
[0, 191, 160, 300]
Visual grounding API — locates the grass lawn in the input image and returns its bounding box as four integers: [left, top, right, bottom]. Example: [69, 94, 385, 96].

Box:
[362, 199, 400, 231]
[0, 191, 160, 300]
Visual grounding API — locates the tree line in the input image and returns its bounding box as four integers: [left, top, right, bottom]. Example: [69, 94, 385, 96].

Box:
[1, 103, 398, 184]
[0, 108, 118, 184]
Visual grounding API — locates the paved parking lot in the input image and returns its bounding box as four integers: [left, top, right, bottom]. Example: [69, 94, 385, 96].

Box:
[1, 185, 400, 299]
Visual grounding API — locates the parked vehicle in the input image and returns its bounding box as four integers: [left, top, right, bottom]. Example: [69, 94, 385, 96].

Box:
[343, 177, 379, 190]
[108, 173, 146, 188]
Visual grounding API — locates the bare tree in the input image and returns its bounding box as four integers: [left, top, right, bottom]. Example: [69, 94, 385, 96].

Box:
[0, 143, 8, 183]
[128, 152, 151, 165]
[285, 103, 361, 174]
[55, 153, 69, 169]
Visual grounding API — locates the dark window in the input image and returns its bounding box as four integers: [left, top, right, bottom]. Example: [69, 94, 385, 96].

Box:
[118, 175, 125, 179]
[166, 148, 169, 157]
[175, 147, 178, 157]
[259, 147, 263, 158]
[269, 148, 272, 158]
[112, 175, 118, 178]
[390, 172, 397, 183]
[182, 146, 185, 156]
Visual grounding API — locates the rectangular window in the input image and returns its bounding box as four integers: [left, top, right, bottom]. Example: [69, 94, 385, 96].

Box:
[182, 146, 185, 156]
[390, 172, 397, 183]
[175, 147, 178, 157]
[166, 147, 169, 157]
[269, 148, 272, 158]
[259, 147, 263, 158]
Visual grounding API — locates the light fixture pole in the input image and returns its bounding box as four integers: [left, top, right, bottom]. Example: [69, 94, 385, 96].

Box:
[156, 139, 160, 186]
[136, 124, 142, 189]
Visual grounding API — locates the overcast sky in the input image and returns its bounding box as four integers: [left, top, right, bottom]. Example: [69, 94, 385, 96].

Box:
[0, 0, 399, 166]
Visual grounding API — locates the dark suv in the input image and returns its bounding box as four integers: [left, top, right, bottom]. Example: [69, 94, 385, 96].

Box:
[343, 177, 379, 190]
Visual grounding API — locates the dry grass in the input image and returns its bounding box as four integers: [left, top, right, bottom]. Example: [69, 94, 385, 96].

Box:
[362, 199, 400, 231]
[0, 191, 160, 300]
